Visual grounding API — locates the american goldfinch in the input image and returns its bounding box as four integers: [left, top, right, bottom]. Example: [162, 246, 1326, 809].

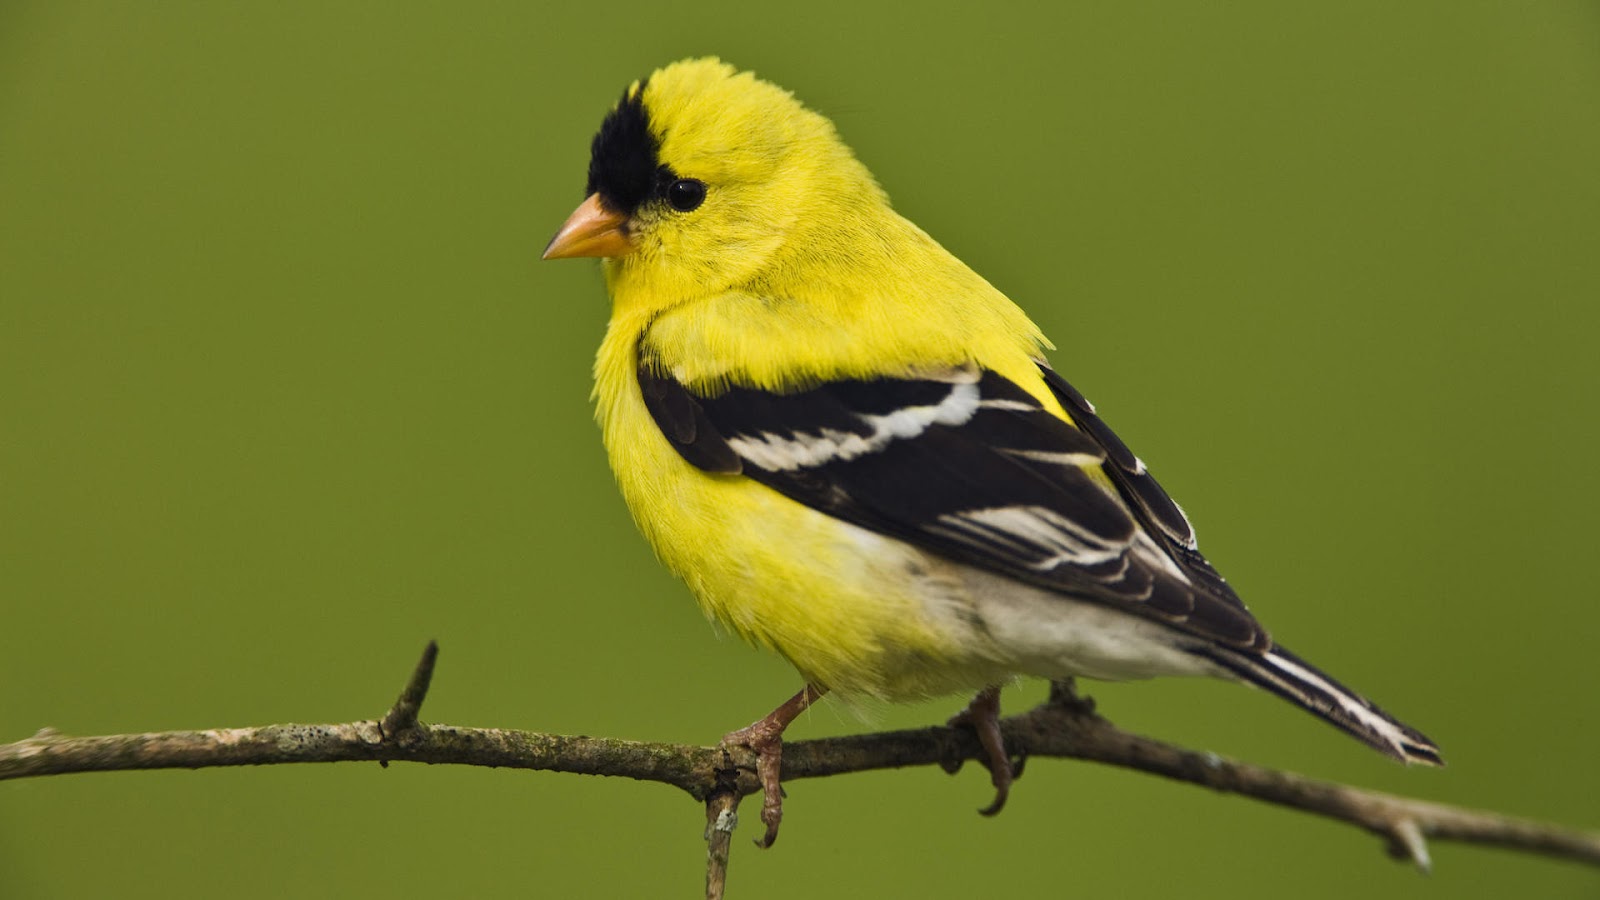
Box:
[543, 57, 1440, 846]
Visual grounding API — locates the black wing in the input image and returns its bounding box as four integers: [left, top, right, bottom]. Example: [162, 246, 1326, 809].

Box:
[637, 360, 1267, 650]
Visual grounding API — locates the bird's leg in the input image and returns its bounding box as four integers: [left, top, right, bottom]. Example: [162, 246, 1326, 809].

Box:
[721, 683, 825, 848]
[948, 685, 1019, 816]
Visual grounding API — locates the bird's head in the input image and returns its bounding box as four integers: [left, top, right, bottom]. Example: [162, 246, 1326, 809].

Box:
[542, 58, 884, 310]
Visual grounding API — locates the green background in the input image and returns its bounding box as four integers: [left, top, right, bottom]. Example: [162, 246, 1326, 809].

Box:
[4, 3, 1597, 897]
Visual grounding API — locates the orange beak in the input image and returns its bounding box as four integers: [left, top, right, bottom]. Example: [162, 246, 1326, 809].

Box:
[542, 193, 631, 260]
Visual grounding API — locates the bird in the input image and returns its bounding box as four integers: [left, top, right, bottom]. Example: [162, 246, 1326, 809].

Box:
[542, 57, 1441, 847]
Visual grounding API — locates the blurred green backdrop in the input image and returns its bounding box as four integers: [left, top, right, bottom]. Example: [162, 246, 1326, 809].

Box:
[3, 2, 1597, 897]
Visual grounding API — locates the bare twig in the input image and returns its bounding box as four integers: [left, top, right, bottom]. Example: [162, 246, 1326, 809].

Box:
[380, 639, 437, 739]
[2, 644, 1596, 895]
[704, 791, 741, 900]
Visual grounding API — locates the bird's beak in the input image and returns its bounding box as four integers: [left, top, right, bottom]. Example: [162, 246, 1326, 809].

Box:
[542, 193, 631, 260]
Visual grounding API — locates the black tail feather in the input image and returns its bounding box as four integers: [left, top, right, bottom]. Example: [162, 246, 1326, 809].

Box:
[1199, 643, 1443, 766]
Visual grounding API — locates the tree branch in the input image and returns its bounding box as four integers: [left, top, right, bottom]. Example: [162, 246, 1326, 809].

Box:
[2, 645, 1595, 898]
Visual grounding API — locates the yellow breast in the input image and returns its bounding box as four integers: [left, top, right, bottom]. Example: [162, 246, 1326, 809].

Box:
[593, 310, 1019, 699]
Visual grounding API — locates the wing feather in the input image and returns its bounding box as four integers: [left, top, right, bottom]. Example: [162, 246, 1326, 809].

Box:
[638, 360, 1266, 649]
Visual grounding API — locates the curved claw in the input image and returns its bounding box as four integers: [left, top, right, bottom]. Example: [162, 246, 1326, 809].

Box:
[723, 722, 789, 848]
[949, 685, 1019, 817]
[977, 772, 1012, 816]
[750, 758, 787, 848]
[721, 685, 824, 849]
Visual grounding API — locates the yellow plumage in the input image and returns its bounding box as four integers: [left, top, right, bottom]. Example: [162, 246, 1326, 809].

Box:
[546, 56, 1439, 845]
[602, 62, 1049, 393]
[592, 60, 1065, 697]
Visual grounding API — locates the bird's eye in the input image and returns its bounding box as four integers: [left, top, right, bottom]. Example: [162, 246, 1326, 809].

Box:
[666, 178, 706, 212]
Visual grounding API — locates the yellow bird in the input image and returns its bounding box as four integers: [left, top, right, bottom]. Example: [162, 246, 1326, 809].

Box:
[543, 57, 1440, 847]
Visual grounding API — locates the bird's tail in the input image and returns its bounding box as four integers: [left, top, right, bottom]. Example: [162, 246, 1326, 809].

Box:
[1199, 643, 1443, 766]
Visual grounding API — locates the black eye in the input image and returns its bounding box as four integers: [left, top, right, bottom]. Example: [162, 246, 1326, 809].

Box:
[666, 178, 706, 212]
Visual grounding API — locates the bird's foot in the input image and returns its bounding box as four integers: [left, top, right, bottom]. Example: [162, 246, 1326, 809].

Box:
[947, 685, 1023, 816]
[721, 718, 787, 848]
[721, 685, 823, 848]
